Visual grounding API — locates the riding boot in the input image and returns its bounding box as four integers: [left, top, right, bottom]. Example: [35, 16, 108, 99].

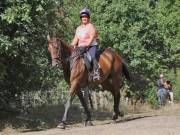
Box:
[92, 58, 100, 81]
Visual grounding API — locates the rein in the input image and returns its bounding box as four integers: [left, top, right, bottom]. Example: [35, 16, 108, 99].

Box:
[49, 38, 87, 70]
[57, 39, 84, 69]
[69, 47, 86, 70]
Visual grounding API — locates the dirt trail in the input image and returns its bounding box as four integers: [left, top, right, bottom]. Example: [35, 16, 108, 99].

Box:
[1, 104, 180, 135]
[5, 114, 179, 135]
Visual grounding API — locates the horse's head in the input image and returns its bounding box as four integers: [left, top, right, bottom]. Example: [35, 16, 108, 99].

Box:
[47, 35, 61, 67]
[47, 35, 73, 67]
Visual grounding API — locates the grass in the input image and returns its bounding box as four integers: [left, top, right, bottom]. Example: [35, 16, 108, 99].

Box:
[0, 104, 83, 131]
[0, 102, 112, 133]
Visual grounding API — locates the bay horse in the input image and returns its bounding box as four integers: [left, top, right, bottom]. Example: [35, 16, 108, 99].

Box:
[47, 35, 131, 129]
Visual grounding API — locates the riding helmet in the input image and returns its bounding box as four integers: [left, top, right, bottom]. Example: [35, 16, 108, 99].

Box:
[80, 8, 90, 18]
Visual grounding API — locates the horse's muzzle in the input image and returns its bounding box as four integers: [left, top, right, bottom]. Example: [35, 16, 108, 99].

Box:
[52, 59, 59, 67]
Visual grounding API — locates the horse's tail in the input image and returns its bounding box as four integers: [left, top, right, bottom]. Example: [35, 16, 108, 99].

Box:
[122, 59, 131, 81]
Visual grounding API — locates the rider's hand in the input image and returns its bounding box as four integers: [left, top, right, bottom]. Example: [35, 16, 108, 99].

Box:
[73, 45, 76, 49]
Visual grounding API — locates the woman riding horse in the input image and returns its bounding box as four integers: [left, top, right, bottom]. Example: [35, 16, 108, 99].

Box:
[47, 8, 131, 129]
[71, 8, 100, 81]
[48, 35, 131, 129]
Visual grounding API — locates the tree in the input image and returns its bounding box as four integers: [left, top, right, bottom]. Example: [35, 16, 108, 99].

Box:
[0, 0, 72, 110]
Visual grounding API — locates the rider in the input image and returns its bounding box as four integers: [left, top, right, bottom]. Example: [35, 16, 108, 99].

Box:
[71, 7, 100, 80]
[157, 73, 167, 105]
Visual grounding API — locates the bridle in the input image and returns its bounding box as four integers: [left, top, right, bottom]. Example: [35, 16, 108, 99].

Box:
[48, 38, 87, 70]
[48, 38, 69, 68]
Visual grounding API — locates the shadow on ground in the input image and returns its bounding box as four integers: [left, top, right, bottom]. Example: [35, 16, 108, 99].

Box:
[0, 104, 113, 132]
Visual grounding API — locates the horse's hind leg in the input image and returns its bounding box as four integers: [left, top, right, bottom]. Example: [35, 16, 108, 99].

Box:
[77, 90, 93, 126]
[111, 75, 124, 120]
[101, 77, 123, 121]
[111, 88, 122, 120]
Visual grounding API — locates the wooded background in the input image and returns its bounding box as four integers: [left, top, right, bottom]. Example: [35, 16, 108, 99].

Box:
[0, 0, 180, 113]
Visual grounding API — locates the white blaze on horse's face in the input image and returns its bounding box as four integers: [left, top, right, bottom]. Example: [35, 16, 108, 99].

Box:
[47, 35, 59, 67]
[52, 59, 58, 67]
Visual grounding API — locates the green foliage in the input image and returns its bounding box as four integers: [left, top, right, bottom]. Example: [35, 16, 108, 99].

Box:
[87, 0, 180, 105]
[174, 69, 180, 101]
[2, 2, 31, 24]
[0, 0, 69, 110]
[0, 0, 179, 111]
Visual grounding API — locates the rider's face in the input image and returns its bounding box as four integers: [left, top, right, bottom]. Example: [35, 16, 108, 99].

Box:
[81, 16, 89, 25]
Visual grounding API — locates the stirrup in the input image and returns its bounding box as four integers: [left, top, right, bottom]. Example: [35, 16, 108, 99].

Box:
[93, 70, 100, 81]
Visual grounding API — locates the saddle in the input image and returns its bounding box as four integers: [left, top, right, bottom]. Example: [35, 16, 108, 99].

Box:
[83, 51, 93, 71]
[74, 46, 101, 72]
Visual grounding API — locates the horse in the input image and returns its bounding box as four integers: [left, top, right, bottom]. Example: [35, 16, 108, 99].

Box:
[47, 35, 131, 129]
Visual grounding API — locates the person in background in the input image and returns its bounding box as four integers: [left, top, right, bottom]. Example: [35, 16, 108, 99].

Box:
[157, 73, 165, 90]
[157, 73, 167, 106]
[164, 80, 174, 104]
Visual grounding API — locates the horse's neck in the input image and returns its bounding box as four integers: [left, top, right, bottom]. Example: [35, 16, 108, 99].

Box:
[62, 63, 70, 84]
[60, 41, 72, 84]
[61, 40, 72, 57]
[60, 43, 86, 84]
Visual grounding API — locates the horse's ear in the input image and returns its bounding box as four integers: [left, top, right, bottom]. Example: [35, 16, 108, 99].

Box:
[47, 35, 50, 41]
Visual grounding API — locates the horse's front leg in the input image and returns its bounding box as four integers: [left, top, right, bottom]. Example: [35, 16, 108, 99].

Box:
[57, 85, 77, 129]
[77, 90, 93, 126]
[57, 95, 74, 129]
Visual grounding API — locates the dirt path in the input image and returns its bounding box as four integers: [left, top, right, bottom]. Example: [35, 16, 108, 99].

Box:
[1, 104, 180, 135]
[7, 114, 178, 135]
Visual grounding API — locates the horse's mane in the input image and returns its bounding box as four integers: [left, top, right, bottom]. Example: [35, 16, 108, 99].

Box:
[57, 38, 72, 84]
[57, 38, 86, 84]
[57, 38, 73, 55]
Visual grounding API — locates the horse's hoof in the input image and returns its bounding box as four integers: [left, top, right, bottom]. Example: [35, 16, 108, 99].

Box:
[57, 122, 66, 129]
[84, 121, 93, 126]
[112, 114, 118, 120]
